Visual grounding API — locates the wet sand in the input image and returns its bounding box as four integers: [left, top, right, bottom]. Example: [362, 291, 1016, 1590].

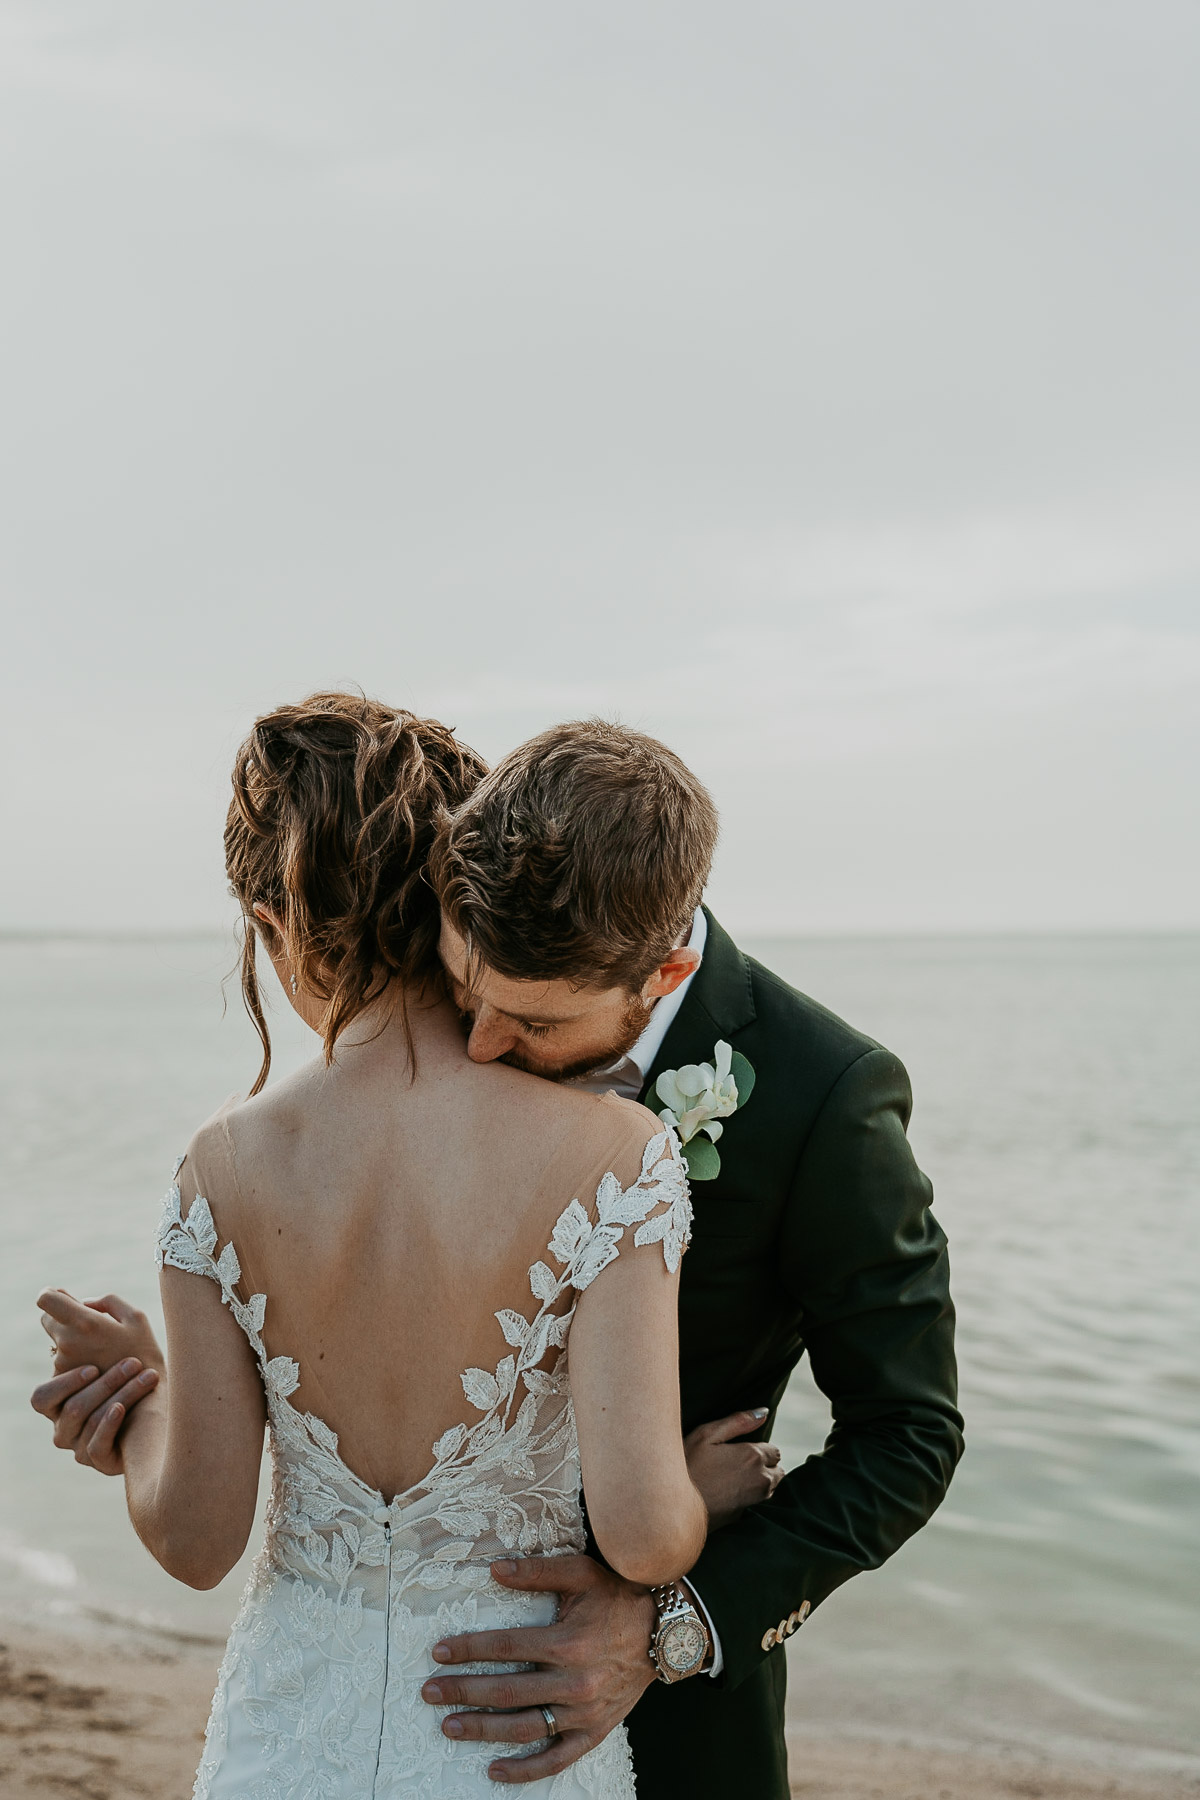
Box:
[0, 1618, 1195, 1799]
[0, 1620, 216, 1799]
[785, 1733, 1200, 1800]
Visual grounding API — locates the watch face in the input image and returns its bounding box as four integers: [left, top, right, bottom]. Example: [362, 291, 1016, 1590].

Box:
[661, 1617, 706, 1672]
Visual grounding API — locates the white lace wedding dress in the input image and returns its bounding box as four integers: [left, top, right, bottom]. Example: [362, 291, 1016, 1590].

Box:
[156, 1129, 690, 1800]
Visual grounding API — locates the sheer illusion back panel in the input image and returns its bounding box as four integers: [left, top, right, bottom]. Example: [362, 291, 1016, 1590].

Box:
[181, 1080, 664, 1503]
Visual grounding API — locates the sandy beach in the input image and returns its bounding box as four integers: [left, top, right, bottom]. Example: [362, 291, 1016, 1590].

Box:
[1, 1617, 1195, 1800]
[0, 1618, 215, 1800]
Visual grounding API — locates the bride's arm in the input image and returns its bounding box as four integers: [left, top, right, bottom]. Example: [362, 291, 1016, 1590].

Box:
[115, 1264, 265, 1588]
[569, 1193, 707, 1588]
[37, 1273, 266, 1587]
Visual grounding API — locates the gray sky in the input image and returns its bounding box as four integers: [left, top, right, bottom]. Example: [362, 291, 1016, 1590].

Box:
[2, 1, 1197, 933]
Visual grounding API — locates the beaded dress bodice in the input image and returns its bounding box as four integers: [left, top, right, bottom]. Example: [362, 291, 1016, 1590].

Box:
[157, 1128, 690, 1800]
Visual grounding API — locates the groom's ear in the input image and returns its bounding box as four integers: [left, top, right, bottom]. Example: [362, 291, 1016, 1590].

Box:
[643, 944, 702, 1001]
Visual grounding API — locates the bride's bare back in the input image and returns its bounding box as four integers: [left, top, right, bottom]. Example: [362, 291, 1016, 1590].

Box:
[182, 991, 687, 1515]
[56, 985, 699, 1798]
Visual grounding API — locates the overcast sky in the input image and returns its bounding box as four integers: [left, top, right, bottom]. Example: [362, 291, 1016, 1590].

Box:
[2, 2, 1197, 934]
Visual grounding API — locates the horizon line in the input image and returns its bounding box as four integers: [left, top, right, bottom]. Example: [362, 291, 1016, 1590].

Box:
[2, 925, 1198, 944]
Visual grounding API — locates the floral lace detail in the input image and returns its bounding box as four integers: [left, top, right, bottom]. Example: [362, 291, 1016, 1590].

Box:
[156, 1129, 688, 1799]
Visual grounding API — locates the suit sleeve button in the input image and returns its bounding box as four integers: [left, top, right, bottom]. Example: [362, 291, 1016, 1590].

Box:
[761, 1628, 777, 1651]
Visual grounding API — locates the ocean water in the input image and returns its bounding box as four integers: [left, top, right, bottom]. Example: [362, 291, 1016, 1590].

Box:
[1, 932, 1197, 1773]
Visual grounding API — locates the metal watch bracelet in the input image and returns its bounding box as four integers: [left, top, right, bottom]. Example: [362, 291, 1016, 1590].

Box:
[647, 1580, 712, 1683]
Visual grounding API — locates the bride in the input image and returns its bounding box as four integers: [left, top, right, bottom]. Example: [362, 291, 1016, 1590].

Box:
[33, 694, 763, 1797]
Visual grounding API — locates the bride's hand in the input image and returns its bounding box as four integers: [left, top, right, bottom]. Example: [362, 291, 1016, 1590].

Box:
[36, 1288, 164, 1380]
[684, 1408, 784, 1530]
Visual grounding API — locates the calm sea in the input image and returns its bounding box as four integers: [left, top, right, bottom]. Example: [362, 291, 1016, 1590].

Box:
[2, 933, 1197, 1775]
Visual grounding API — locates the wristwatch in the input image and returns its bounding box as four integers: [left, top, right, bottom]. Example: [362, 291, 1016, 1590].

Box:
[647, 1581, 712, 1683]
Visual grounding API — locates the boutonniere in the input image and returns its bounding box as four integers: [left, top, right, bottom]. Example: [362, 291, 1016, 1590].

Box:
[652, 1040, 756, 1180]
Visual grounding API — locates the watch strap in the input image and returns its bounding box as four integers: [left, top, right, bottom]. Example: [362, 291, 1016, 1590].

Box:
[648, 1580, 712, 1682]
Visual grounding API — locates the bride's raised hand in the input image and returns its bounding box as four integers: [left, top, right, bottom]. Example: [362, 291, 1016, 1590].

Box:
[36, 1287, 163, 1378]
[684, 1407, 784, 1530]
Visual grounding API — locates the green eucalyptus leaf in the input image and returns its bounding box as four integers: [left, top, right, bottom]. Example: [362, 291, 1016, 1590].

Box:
[682, 1136, 721, 1181]
[730, 1051, 756, 1107]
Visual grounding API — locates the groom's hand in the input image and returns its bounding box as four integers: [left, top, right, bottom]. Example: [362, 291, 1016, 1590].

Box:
[421, 1553, 656, 1784]
[30, 1359, 160, 1475]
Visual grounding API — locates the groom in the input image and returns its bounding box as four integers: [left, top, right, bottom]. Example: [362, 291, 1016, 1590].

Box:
[419, 720, 963, 1797]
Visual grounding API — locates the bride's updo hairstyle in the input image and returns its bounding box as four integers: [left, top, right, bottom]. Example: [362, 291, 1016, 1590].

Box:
[225, 692, 487, 1094]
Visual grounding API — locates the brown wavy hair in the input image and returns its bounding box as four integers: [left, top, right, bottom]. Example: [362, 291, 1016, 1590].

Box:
[225, 692, 486, 1094]
[429, 719, 718, 992]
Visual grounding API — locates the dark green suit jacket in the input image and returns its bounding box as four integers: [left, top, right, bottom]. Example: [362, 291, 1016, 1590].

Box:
[623, 913, 963, 1799]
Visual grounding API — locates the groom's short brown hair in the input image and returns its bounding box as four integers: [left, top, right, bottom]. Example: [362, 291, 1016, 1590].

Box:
[430, 720, 718, 990]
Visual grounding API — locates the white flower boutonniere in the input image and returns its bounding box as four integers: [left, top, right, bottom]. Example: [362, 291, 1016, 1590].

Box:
[653, 1040, 756, 1180]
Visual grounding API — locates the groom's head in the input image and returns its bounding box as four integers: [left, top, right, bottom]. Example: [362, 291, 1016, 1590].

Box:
[431, 720, 718, 1079]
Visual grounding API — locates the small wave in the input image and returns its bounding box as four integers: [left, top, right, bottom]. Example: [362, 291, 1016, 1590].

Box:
[80, 1603, 226, 1648]
[905, 1579, 967, 1608]
[1021, 1657, 1154, 1723]
[0, 1535, 77, 1590]
[929, 1508, 1048, 1541]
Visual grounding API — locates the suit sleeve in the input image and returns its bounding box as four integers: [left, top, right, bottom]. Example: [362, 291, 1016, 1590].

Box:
[685, 1046, 964, 1691]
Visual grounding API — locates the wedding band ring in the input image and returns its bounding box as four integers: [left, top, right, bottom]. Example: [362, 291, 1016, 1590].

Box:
[539, 1704, 557, 1737]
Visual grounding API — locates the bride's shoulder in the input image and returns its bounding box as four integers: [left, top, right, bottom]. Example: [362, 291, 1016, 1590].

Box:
[171, 1096, 243, 1222]
[179, 1076, 297, 1186]
[197, 1060, 317, 1146]
[593, 1091, 663, 1136]
[585, 1090, 669, 1158]
[541, 1088, 672, 1187]
[179, 1089, 241, 1159]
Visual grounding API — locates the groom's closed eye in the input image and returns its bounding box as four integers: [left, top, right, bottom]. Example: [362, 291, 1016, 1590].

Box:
[447, 983, 475, 1022]
[446, 987, 553, 1038]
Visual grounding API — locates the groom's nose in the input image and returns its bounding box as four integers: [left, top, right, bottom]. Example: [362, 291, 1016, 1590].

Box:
[464, 1004, 518, 1064]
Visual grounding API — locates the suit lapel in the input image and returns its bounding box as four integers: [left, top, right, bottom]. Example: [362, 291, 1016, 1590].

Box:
[638, 908, 755, 1109]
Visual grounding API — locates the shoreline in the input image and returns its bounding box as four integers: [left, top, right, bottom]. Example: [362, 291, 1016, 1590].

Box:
[1, 1614, 1197, 1800]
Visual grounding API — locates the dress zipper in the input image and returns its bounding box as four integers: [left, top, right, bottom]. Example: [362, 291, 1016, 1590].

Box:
[370, 1518, 392, 1799]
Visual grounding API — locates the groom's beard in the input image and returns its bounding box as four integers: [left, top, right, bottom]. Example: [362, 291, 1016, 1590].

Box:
[497, 992, 656, 1084]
